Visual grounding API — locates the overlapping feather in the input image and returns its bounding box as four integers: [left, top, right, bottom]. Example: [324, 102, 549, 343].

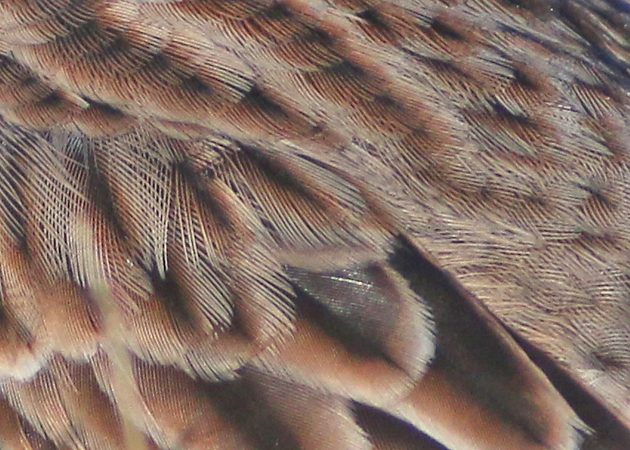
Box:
[0, 0, 628, 449]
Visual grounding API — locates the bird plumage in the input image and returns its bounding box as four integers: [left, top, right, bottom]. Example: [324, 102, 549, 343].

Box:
[0, 0, 628, 448]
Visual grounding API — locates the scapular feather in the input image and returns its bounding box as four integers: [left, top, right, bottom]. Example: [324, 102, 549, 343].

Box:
[0, 1, 628, 449]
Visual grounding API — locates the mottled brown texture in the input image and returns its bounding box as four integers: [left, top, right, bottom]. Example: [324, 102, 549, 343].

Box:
[0, 0, 628, 449]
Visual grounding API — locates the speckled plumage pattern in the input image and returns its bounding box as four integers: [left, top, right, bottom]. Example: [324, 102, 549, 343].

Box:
[0, 0, 628, 449]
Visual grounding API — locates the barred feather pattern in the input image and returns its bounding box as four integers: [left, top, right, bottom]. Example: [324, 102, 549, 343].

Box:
[0, 0, 628, 449]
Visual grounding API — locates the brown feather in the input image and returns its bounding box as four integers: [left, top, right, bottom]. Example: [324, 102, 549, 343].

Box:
[0, 0, 629, 449]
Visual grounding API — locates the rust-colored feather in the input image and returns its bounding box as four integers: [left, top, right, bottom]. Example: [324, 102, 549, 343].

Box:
[0, 0, 629, 449]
